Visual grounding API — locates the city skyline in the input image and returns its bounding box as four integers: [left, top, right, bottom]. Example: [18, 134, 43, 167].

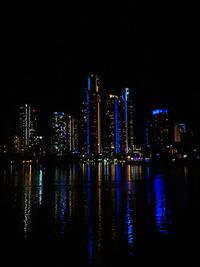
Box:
[0, 71, 197, 146]
[1, 5, 200, 144]
[1, 5, 200, 267]
[0, 75, 197, 162]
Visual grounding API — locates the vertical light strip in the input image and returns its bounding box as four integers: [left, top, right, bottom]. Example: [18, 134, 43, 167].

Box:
[86, 77, 90, 154]
[96, 76, 101, 154]
[69, 116, 72, 151]
[72, 117, 74, 151]
[97, 99, 101, 154]
[115, 99, 120, 153]
[125, 89, 129, 154]
[146, 125, 149, 146]
[25, 104, 30, 146]
[28, 105, 31, 146]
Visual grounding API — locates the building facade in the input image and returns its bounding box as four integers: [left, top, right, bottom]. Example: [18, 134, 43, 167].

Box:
[174, 123, 186, 143]
[66, 115, 78, 153]
[121, 88, 134, 154]
[18, 104, 38, 155]
[82, 73, 102, 156]
[104, 94, 120, 155]
[51, 112, 67, 156]
[152, 109, 170, 150]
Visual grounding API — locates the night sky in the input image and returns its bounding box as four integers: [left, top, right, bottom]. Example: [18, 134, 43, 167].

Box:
[1, 3, 200, 144]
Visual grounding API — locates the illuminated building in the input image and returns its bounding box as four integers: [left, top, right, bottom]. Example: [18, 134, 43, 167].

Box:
[13, 135, 21, 154]
[32, 136, 45, 157]
[174, 123, 186, 142]
[82, 73, 102, 155]
[0, 145, 8, 154]
[152, 109, 170, 149]
[51, 112, 67, 156]
[67, 115, 79, 153]
[145, 121, 153, 147]
[19, 104, 31, 148]
[105, 94, 120, 155]
[18, 104, 38, 154]
[80, 97, 87, 154]
[121, 88, 134, 154]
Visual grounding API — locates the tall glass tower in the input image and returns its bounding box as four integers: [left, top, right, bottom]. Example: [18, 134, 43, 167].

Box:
[152, 109, 170, 149]
[67, 115, 79, 153]
[105, 94, 120, 155]
[83, 73, 102, 156]
[18, 104, 38, 154]
[121, 88, 134, 154]
[51, 112, 67, 156]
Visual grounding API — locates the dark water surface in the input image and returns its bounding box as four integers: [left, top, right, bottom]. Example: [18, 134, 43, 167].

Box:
[1, 163, 200, 266]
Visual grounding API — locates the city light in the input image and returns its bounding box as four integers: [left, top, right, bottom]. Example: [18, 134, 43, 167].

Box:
[152, 109, 168, 115]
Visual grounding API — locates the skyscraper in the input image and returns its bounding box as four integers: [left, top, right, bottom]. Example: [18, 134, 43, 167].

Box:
[80, 96, 87, 154]
[145, 121, 153, 147]
[66, 115, 78, 153]
[174, 123, 186, 142]
[121, 88, 134, 154]
[105, 94, 120, 155]
[152, 109, 170, 149]
[18, 104, 38, 154]
[51, 112, 67, 156]
[82, 73, 102, 156]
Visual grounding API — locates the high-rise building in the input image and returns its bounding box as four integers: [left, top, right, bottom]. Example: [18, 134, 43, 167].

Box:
[13, 135, 21, 154]
[18, 104, 38, 154]
[80, 97, 87, 154]
[51, 112, 67, 156]
[105, 94, 120, 155]
[121, 88, 134, 154]
[152, 109, 170, 149]
[145, 121, 153, 147]
[174, 123, 186, 142]
[67, 115, 78, 153]
[82, 73, 102, 155]
[19, 104, 31, 148]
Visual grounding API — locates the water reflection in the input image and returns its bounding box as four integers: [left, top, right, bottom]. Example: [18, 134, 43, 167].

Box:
[183, 166, 188, 184]
[38, 168, 43, 205]
[153, 174, 171, 234]
[125, 164, 135, 255]
[115, 164, 121, 224]
[21, 165, 45, 238]
[97, 163, 103, 251]
[23, 165, 32, 237]
[53, 167, 67, 235]
[0, 162, 195, 265]
[86, 163, 94, 264]
[146, 166, 151, 207]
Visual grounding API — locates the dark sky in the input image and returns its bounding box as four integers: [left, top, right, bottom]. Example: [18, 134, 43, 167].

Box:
[1, 3, 200, 144]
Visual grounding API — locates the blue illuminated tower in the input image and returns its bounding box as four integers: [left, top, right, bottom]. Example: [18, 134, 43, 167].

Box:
[121, 88, 134, 154]
[83, 73, 102, 156]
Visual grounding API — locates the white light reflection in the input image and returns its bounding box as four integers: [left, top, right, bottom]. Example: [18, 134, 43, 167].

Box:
[24, 165, 32, 238]
[87, 163, 94, 264]
[125, 164, 134, 255]
[97, 163, 103, 250]
[54, 167, 67, 235]
[38, 167, 44, 205]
